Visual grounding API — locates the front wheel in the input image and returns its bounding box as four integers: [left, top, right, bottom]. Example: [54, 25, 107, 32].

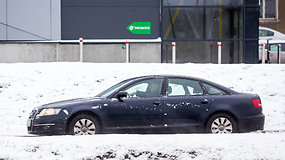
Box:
[69, 114, 100, 135]
[206, 113, 237, 134]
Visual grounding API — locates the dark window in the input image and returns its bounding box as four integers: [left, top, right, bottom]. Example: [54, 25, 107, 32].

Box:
[259, 0, 277, 19]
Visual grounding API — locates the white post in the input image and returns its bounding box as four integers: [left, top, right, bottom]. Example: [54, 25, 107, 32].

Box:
[172, 42, 176, 64]
[278, 44, 281, 64]
[262, 44, 266, 64]
[79, 38, 83, 62]
[56, 42, 60, 62]
[217, 42, 222, 64]
[126, 42, 130, 63]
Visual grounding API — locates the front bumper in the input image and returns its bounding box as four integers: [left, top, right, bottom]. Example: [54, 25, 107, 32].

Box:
[27, 112, 67, 135]
[27, 123, 57, 134]
[238, 114, 265, 132]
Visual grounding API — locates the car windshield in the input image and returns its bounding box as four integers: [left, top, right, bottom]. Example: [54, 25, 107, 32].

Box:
[95, 80, 130, 98]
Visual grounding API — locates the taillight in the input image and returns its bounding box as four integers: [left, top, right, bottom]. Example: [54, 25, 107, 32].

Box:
[252, 99, 262, 108]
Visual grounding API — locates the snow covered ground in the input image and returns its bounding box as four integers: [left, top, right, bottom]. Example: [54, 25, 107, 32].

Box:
[0, 63, 285, 159]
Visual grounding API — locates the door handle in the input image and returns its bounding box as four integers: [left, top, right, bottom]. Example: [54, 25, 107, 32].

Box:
[153, 101, 161, 106]
[201, 99, 208, 104]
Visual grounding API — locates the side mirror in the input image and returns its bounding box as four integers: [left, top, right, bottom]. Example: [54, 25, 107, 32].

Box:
[117, 91, 127, 102]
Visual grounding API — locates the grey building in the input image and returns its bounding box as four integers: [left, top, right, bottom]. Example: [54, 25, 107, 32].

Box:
[0, 0, 259, 63]
[0, 0, 60, 40]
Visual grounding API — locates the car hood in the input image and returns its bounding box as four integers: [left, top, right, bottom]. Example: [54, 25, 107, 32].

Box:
[39, 97, 105, 109]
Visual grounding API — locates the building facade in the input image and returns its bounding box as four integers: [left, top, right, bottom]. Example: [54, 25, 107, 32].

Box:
[0, 0, 259, 63]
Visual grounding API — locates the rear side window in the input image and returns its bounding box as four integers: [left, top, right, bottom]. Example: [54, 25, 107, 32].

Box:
[168, 78, 203, 96]
[203, 83, 226, 95]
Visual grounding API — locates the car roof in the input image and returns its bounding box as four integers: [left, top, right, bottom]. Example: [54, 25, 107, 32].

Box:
[124, 75, 238, 94]
[126, 75, 204, 81]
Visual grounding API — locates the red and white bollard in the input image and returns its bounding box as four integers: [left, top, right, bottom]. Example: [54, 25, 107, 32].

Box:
[172, 42, 176, 64]
[79, 38, 83, 62]
[126, 42, 130, 63]
[217, 42, 222, 64]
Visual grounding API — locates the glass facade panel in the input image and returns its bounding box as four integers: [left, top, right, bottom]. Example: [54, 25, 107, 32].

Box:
[163, 8, 204, 40]
[163, 7, 243, 40]
[163, 41, 243, 63]
[205, 8, 243, 39]
[205, 0, 243, 6]
[162, 0, 258, 64]
[163, 0, 243, 6]
[163, 0, 204, 6]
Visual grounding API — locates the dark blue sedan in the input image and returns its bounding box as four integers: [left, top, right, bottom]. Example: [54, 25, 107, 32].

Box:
[27, 75, 264, 135]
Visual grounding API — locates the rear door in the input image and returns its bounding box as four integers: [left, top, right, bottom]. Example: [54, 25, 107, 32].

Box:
[162, 78, 210, 127]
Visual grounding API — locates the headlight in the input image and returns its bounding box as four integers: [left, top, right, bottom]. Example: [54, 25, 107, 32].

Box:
[37, 108, 61, 117]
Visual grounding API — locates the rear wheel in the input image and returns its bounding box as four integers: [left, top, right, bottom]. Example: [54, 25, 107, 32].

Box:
[206, 113, 237, 134]
[69, 114, 100, 135]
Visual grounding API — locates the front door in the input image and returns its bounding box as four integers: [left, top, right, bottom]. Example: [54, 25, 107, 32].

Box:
[108, 78, 165, 129]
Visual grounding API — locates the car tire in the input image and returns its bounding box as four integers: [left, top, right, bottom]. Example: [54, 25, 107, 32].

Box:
[69, 114, 100, 135]
[206, 113, 237, 134]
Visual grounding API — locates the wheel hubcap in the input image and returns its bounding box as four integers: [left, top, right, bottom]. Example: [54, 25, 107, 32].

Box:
[211, 117, 233, 134]
[74, 118, 96, 135]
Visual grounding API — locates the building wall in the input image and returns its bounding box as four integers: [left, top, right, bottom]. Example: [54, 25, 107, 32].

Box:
[61, 0, 160, 40]
[260, 0, 285, 34]
[0, 0, 60, 40]
[0, 43, 161, 63]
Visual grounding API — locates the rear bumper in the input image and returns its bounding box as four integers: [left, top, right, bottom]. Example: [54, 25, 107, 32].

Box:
[238, 114, 265, 132]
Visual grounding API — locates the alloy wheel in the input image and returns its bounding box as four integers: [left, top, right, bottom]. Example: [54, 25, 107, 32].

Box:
[211, 117, 233, 134]
[73, 118, 96, 135]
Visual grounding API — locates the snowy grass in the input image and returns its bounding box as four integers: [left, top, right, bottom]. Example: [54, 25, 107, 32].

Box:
[1, 133, 285, 160]
[0, 63, 285, 159]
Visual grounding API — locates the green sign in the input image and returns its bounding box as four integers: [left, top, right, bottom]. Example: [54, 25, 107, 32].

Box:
[122, 44, 126, 50]
[127, 22, 151, 35]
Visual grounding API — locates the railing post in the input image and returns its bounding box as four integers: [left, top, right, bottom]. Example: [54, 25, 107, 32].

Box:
[217, 42, 222, 64]
[267, 39, 270, 63]
[172, 42, 176, 64]
[79, 38, 83, 62]
[278, 44, 281, 64]
[126, 41, 130, 63]
[262, 44, 266, 64]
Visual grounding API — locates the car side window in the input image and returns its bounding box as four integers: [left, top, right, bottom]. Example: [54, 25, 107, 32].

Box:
[168, 78, 203, 96]
[259, 29, 274, 37]
[203, 83, 226, 95]
[270, 44, 278, 51]
[123, 78, 163, 98]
